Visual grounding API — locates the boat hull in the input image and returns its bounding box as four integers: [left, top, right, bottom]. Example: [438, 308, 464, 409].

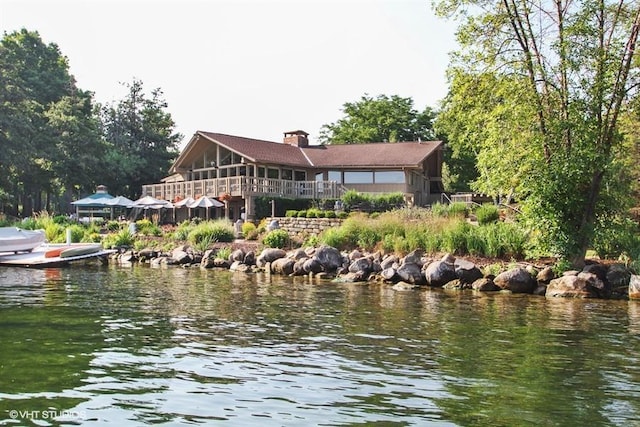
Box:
[0, 227, 46, 253]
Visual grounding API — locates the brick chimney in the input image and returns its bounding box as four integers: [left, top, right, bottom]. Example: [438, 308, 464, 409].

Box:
[283, 130, 309, 147]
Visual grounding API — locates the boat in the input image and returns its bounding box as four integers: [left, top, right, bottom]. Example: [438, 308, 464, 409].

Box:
[0, 227, 46, 254]
[59, 244, 102, 258]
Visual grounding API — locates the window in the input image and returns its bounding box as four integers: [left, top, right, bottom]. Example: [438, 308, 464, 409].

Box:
[328, 171, 342, 183]
[374, 171, 405, 184]
[282, 169, 293, 180]
[267, 168, 279, 179]
[344, 171, 373, 184]
[258, 167, 266, 178]
[294, 170, 306, 181]
[315, 172, 324, 181]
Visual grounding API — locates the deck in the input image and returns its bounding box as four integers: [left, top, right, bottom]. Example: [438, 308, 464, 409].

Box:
[0, 244, 115, 268]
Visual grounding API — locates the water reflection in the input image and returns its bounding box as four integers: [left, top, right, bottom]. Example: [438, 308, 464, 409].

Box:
[0, 266, 639, 425]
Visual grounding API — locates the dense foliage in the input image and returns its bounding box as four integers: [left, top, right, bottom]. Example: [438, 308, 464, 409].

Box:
[319, 94, 436, 144]
[434, 0, 640, 266]
[0, 29, 181, 217]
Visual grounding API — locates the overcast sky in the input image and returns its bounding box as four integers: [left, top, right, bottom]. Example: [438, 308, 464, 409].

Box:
[0, 0, 458, 147]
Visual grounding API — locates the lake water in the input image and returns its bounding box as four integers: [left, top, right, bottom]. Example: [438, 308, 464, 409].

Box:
[1, 265, 639, 426]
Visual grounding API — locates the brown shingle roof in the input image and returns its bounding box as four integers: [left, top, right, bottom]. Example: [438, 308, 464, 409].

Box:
[199, 132, 310, 167]
[172, 131, 442, 171]
[302, 141, 441, 168]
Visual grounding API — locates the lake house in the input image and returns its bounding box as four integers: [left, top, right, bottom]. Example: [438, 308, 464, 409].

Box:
[141, 130, 444, 220]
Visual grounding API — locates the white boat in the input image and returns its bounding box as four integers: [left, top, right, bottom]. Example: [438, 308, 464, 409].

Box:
[0, 227, 46, 253]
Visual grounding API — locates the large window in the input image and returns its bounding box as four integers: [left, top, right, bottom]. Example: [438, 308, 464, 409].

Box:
[374, 171, 404, 184]
[328, 171, 342, 183]
[294, 170, 306, 181]
[344, 171, 374, 184]
[282, 169, 293, 180]
[267, 168, 279, 179]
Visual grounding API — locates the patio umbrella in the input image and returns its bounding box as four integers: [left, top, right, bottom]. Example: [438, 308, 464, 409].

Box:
[187, 196, 224, 220]
[104, 196, 134, 208]
[132, 195, 173, 209]
[173, 197, 195, 222]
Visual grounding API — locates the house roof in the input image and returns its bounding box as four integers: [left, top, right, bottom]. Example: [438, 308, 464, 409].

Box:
[171, 131, 442, 172]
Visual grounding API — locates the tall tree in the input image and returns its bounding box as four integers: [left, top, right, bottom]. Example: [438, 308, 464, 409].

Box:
[100, 79, 181, 199]
[435, 0, 640, 266]
[319, 94, 436, 144]
[0, 29, 102, 216]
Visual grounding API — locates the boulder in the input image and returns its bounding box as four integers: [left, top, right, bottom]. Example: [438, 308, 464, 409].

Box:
[536, 266, 555, 283]
[380, 267, 397, 281]
[313, 246, 344, 272]
[243, 251, 256, 266]
[291, 249, 308, 261]
[171, 248, 192, 265]
[546, 274, 599, 298]
[392, 281, 419, 291]
[578, 271, 610, 298]
[582, 263, 608, 282]
[494, 268, 536, 293]
[397, 262, 426, 285]
[138, 248, 158, 261]
[271, 257, 295, 275]
[629, 275, 640, 300]
[606, 264, 631, 288]
[471, 278, 500, 291]
[349, 249, 363, 260]
[303, 258, 324, 274]
[443, 279, 466, 290]
[230, 261, 251, 273]
[213, 258, 231, 268]
[257, 248, 287, 267]
[423, 260, 457, 287]
[334, 271, 368, 282]
[454, 258, 483, 284]
[380, 255, 399, 270]
[230, 249, 245, 262]
[349, 257, 373, 275]
[402, 249, 425, 266]
[200, 249, 216, 268]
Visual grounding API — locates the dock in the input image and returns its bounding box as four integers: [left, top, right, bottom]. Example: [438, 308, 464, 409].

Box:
[0, 244, 116, 268]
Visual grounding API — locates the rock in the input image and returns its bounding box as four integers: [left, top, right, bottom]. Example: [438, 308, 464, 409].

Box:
[137, 248, 158, 261]
[582, 263, 608, 282]
[454, 258, 483, 284]
[392, 281, 418, 291]
[293, 260, 306, 275]
[230, 249, 245, 262]
[313, 246, 344, 272]
[533, 284, 548, 296]
[213, 258, 230, 268]
[423, 260, 457, 287]
[257, 248, 287, 267]
[629, 275, 640, 300]
[397, 263, 426, 285]
[443, 279, 466, 290]
[441, 253, 456, 265]
[381, 267, 397, 281]
[380, 255, 399, 270]
[471, 278, 500, 291]
[120, 250, 136, 263]
[578, 271, 610, 298]
[349, 257, 373, 275]
[150, 257, 164, 267]
[291, 249, 307, 260]
[536, 266, 555, 283]
[171, 248, 192, 264]
[349, 249, 363, 260]
[494, 268, 536, 293]
[230, 261, 251, 273]
[200, 249, 216, 268]
[546, 274, 599, 298]
[606, 264, 631, 288]
[334, 271, 368, 282]
[402, 249, 424, 266]
[303, 258, 324, 274]
[243, 251, 256, 266]
[271, 257, 295, 275]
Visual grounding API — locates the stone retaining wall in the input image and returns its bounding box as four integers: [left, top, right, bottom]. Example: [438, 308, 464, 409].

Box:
[275, 217, 343, 238]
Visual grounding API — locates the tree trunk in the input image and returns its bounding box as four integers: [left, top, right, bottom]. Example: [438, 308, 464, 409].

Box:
[569, 171, 604, 269]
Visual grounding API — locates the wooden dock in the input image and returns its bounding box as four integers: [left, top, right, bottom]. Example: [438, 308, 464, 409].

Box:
[0, 244, 115, 268]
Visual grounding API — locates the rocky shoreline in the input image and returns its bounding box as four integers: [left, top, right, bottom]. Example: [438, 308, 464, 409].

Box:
[111, 244, 640, 300]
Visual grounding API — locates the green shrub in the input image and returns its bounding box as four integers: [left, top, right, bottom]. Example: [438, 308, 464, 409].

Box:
[216, 247, 232, 260]
[136, 219, 162, 236]
[306, 209, 318, 218]
[67, 224, 86, 243]
[106, 220, 121, 232]
[448, 202, 468, 218]
[325, 210, 337, 218]
[337, 211, 349, 219]
[188, 220, 235, 245]
[103, 229, 135, 249]
[297, 210, 308, 218]
[241, 222, 257, 237]
[44, 223, 66, 243]
[263, 229, 289, 248]
[285, 210, 298, 217]
[476, 204, 500, 225]
[431, 202, 449, 217]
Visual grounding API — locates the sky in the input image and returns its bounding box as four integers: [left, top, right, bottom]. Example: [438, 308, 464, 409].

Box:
[0, 0, 458, 148]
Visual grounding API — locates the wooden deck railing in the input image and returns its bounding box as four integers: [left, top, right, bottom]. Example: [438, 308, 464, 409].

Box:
[142, 178, 343, 201]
